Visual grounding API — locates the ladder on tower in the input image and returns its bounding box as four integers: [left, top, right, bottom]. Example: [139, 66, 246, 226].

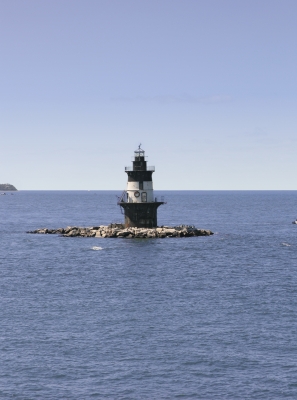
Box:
[116, 190, 127, 214]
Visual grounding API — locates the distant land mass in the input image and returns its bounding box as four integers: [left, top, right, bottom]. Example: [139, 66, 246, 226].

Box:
[0, 183, 17, 191]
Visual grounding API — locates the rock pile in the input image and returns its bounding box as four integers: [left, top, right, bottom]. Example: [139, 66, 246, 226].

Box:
[27, 224, 213, 238]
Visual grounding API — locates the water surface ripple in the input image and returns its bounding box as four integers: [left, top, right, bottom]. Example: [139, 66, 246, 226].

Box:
[1, 191, 297, 399]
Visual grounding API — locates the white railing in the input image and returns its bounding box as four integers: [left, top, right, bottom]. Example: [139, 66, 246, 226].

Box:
[154, 196, 165, 203]
[125, 166, 155, 171]
[118, 196, 165, 204]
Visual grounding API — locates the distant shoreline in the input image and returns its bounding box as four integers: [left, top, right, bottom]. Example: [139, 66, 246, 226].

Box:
[0, 184, 17, 191]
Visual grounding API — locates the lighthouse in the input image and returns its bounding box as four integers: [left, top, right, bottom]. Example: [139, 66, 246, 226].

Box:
[118, 145, 165, 228]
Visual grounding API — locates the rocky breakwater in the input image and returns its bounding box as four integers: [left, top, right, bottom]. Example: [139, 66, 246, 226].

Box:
[27, 224, 213, 238]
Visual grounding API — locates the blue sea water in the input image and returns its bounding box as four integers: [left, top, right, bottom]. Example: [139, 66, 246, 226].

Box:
[1, 190, 297, 399]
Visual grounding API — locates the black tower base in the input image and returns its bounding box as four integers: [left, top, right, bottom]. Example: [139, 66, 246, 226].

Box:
[119, 202, 164, 228]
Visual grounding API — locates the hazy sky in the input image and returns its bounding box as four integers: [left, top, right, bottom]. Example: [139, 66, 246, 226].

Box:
[1, 0, 296, 189]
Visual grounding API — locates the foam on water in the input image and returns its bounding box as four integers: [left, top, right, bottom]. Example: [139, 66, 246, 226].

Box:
[91, 246, 103, 250]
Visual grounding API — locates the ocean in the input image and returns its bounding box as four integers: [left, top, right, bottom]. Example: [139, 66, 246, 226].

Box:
[1, 190, 297, 399]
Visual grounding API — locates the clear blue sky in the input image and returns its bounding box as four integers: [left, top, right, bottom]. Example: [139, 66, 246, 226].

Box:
[1, 0, 296, 189]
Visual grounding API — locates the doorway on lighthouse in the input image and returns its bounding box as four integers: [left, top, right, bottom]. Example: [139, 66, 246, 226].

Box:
[141, 192, 147, 202]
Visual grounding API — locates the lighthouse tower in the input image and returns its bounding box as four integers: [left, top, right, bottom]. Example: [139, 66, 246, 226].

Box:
[118, 145, 165, 228]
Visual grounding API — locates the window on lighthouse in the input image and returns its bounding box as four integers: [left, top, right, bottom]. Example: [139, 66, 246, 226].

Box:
[141, 192, 147, 202]
[139, 181, 143, 190]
